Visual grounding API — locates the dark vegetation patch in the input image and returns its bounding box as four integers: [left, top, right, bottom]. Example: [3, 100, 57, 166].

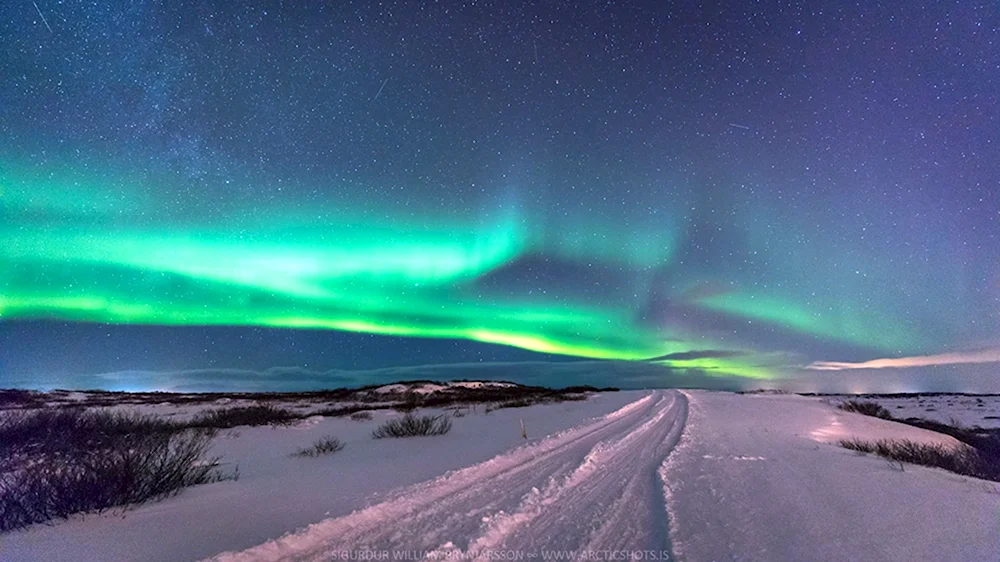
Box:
[0, 409, 182, 465]
[372, 414, 452, 439]
[393, 393, 422, 412]
[834, 398, 1000, 482]
[840, 438, 998, 482]
[838, 400, 893, 419]
[893, 417, 1000, 460]
[188, 405, 298, 429]
[292, 436, 345, 457]
[0, 409, 229, 532]
[483, 392, 589, 413]
[0, 389, 46, 409]
[349, 412, 373, 421]
[487, 398, 534, 411]
[312, 404, 375, 418]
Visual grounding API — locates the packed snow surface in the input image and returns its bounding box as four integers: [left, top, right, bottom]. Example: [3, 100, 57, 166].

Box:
[4, 390, 998, 562]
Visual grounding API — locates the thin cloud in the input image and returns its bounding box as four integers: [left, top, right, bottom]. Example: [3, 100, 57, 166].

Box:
[806, 348, 1000, 371]
[647, 350, 748, 362]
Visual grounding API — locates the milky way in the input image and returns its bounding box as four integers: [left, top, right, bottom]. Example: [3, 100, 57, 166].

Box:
[2, 2, 998, 388]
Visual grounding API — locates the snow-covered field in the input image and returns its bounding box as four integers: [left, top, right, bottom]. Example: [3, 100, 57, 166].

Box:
[3, 390, 998, 561]
[823, 393, 1000, 428]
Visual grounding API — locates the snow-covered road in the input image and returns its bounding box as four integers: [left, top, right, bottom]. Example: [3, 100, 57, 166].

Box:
[212, 390, 687, 562]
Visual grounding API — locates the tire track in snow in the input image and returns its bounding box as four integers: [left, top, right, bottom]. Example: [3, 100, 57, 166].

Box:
[209, 391, 687, 562]
[451, 394, 676, 553]
[459, 392, 685, 553]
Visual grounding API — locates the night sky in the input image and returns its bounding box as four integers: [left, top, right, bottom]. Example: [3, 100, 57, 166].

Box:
[2, 2, 999, 391]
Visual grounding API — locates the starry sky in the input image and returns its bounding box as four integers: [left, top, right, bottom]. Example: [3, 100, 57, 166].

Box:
[2, 1, 999, 391]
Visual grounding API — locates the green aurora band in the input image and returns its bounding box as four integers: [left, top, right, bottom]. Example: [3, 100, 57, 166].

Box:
[0, 161, 925, 380]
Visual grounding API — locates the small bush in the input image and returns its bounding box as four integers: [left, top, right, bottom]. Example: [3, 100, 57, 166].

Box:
[839, 400, 893, 420]
[372, 414, 452, 439]
[840, 438, 999, 482]
[190, 405, 298, 428]
[349, 411, 373, 421]
[313, 405, 378, 418]
[560, 385, 618, 393]
[292, 436, 345, 457]
[493, 398, 533, 410]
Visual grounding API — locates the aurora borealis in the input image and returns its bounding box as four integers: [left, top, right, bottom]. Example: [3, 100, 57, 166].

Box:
[2, 2, 999, 390]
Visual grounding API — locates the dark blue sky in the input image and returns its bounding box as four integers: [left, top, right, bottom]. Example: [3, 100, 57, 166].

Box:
[1, 1, 998, 391]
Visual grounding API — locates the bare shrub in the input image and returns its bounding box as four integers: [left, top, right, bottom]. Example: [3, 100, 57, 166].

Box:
[190, 405, 298, 428]
[839, 400, 893, 420]
[292, 436, 345, 457]
[0, 409, 226, 532]
[372, 414, 452, 439]
[840, 438, 998, 482]
[0, 409, 183, 471]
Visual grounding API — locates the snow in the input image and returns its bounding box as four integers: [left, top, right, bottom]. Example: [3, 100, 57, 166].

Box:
[1, 392, 637, 562]
[448, 381, 517, 389]
[371, 381, 518, 394]
[372, 383, 424, 394]
[4, 390, 998, 562]
[662, 391, 995, 562]
[210, 391, 685, 562]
